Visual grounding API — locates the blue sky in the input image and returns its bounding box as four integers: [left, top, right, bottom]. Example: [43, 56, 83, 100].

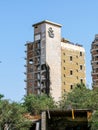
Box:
[0, 0, 98, 102]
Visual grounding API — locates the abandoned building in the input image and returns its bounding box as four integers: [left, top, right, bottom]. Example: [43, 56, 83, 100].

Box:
[29, 109, 92, 130]
[91, 34, 98, 88]
[24, 20, 86, 101]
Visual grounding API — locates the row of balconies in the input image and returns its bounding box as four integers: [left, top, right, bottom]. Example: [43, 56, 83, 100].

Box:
[91, 59, 98, 64]
[25, 71, 46, 81]
[25, 79, 46, 91]
[91, 50, 98, 55]
[25, 63, 46, 74]
[27, 49, 41, 58]
[25, 40, 40, 49]
[91, 60, 98, 65]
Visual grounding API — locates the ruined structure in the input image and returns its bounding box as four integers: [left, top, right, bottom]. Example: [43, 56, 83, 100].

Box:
[25, 20, 86, 101]
[91, 34, 98, 88]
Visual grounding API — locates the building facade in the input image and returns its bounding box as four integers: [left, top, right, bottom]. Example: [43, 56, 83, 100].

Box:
[91, 34, 98, 88]
[25, 20, 86, 101]
[61, 39, 86, 93]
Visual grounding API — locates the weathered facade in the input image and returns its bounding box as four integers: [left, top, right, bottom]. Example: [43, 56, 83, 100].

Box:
[25, 20, 86, 101]
[61, 39, 86, 93]
[25, 20, 62, 101]
[91, 34, 98, 88]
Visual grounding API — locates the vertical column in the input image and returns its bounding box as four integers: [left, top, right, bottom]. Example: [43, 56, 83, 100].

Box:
[41, 111, 46, 130]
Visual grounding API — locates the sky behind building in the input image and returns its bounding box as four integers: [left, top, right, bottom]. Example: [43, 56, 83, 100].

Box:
[0, 0, 98, 101]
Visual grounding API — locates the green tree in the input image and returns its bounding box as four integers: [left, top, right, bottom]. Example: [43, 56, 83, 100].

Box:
[60, 83, 92, 109]
[23, 94, 56, 114]
[0, 94, 4, 100]
[91, 110, 98, 130]
[0, 99, 32, 130]
[90, 89, 98, 130]
[59, 83, 98, 130]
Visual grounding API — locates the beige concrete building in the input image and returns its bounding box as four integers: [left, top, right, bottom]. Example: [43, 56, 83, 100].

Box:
[61, 39, 86, 93]
[25, 20, 86, 101]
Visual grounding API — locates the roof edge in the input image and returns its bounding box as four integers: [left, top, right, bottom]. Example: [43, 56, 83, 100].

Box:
[32, 20, 62, 27]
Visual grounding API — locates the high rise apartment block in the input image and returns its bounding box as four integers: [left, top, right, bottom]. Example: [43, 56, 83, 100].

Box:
[25, 20, 86, 101]
[91, 34, 98, 88]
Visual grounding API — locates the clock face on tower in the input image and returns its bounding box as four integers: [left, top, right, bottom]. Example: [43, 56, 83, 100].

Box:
[48, 27, 54, 38]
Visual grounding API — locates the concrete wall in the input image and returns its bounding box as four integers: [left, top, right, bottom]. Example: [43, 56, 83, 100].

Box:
[61, 42, 86, 93]
[45, 22, 62, 101]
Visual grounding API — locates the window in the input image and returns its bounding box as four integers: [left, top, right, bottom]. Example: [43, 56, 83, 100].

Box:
[70, 85, 73, 89]
[70, 70, 73, 75]
[63, 67, 66, 70]
[76, 69, 78, 72]
[64, 74, 65, 77]
[96, 68, 98, 72]
[80, 65, 83, 70]
[35, 26, 38, 28]
[80, 52, 82, 56]
[63, 60, 65, 63]
[77, 76, 78, 79]
[80, 79, 83, 83]
[70, 56, 72, 61]
[63, 53, 65, 55]
[64, 89, 66, 92]
[29, 59, 33, 64]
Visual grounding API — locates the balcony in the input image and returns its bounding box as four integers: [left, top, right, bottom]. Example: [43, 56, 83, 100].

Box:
[91, 51, 98, 55]
[91, 72, 98, 75]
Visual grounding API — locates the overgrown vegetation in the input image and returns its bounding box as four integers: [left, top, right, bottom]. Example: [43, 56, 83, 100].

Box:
[59, 83, 98, 130]
[0, 95, 32, 130]
[0, 84, 98, 129]
[23, 94, 57, 114]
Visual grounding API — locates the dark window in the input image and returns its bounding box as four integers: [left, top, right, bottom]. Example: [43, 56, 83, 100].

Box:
[80, 79, 83, 83]
[29, 59, 33, 64]
[70, 85, 73, 89]
[64, 67, 66, 70]
[70, 56, 72, 61]
[64, 74, 65, 77]
[80, 52, 82, 56]
[96, 56, 98, 58]
[80, 65, 83, 70]
[63, 60, 65, 63]
[70, 70, 73, 75]
[96, 68, 98, 72]
[76, 69, 78, 72]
